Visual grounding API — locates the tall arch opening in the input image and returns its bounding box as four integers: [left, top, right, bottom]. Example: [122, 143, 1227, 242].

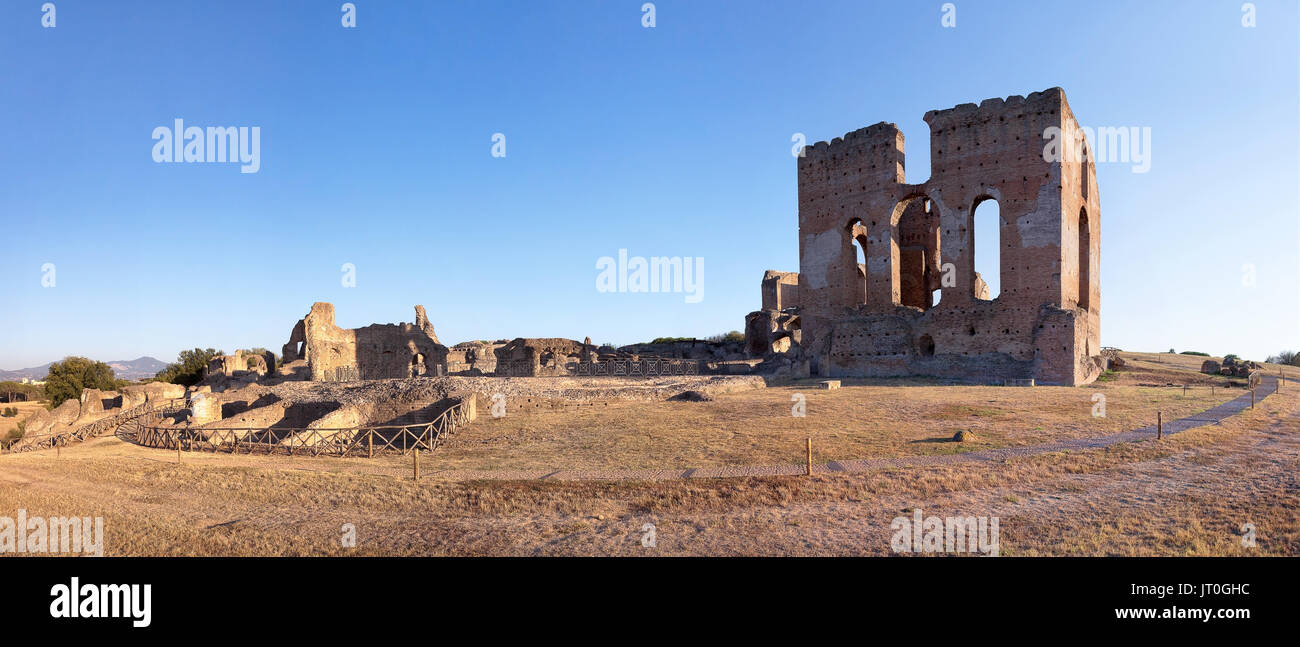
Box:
[1078, 207, 1091, 311]
[972, 197, 1001, 300]
[894, 196, 941, 310]
[847, 219, 869, 306]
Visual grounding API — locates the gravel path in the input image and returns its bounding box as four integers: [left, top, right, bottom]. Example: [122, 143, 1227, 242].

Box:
[421, 376, 1281, 482]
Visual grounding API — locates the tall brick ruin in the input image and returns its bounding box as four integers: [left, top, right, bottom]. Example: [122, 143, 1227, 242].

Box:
[748, 88, 1102, 385]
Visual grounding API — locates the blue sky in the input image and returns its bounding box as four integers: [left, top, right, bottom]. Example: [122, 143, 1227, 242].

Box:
[1, 0, 1297, 369]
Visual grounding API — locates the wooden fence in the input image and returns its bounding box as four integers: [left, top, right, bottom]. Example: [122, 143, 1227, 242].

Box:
[130, 398, 473, 458]
[7, 398, 184, 454]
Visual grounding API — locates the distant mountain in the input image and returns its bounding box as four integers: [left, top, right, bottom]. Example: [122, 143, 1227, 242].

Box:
[105, 357, 169, 380]
[0, 356, 168, 382]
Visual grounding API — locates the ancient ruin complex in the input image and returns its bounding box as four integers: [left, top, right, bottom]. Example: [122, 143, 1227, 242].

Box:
[281, 302, 450, 381]
[747, 88, 1102, 385]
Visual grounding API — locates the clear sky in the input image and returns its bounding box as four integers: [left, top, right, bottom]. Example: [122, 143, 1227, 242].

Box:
[1, 0, 1297, 369]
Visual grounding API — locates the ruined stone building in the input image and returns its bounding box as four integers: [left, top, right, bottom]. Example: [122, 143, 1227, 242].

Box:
[206, 349, 275, 378]
[492, 338, 595, 377]
[281, 302, 449, 381]
[446, 340, 505, 375]
[748, 88, 1101, 385]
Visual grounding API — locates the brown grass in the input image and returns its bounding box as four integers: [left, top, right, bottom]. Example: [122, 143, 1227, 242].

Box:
[0, 352, 1295, 556]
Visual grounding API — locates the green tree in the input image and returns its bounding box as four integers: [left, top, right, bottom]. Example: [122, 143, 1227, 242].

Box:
[43, 356, 119, 408]
[0, 381, 43, 402]
[154, 348, 224, 387]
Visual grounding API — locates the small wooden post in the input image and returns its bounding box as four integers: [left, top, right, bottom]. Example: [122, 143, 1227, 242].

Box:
[1157, 412, 1162, 440]
[805, 437, 812, 476]
[56, 444, 60, 457]
[176, 438, 181, 463]
[1211, 385, 1215, 396]
[367, 431, 373, 459]
[1182, 385, 1187, 397]
[413, 448, 420, 480]
[1251, 389, 1255, 409]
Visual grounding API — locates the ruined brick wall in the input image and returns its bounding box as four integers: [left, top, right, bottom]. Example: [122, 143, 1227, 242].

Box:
[760, 270, 800, 311]
[448, 341, 504, 375]
[493, 338, 589, 377]
[286, 302, 449, 381]
[788, 88, 1099, 385]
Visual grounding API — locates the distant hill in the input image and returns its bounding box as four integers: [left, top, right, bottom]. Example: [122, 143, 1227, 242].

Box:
[0, 356, 168, 382]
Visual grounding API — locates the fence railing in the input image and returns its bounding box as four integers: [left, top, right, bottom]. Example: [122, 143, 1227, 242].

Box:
[569, 357, 700, 376]
[7, 398, 184, 454]
[130, 398, 473, 458]
[491, 357, 701, 377]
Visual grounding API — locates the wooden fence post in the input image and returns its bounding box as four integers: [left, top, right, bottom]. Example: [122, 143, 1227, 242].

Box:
[1251, 390, 1255, 409]
[1157, 412, 1162, 440]
[367, 431, 373, 459]
[413, 448, 421, 481]
[805, 437, 812, 476]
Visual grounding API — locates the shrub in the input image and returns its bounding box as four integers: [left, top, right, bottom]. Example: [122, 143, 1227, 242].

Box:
[1179, 351, 1209, 356]
[2, 421, 25, 449]
[706, 331, 745, 343]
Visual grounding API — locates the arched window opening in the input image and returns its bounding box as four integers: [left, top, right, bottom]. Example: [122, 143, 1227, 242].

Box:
[973, 198, 1001, 300]
[847, 219, 869, 306]
[896, 196, 940, 310]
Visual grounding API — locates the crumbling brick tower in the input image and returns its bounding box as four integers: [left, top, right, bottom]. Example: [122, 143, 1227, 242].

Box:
[795, 87, 1100, 385]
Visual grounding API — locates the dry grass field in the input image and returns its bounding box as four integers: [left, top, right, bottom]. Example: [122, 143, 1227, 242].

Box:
[1, 352, 1296, 556]
[0, 400, 46, 445]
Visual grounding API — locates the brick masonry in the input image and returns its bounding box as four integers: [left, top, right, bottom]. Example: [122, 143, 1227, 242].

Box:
[751, 88, 1101, 385]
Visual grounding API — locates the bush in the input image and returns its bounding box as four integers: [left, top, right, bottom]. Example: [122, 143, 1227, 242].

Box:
[649, 337, 696, 344]
[704, 331, 745, 343]
[1179, 351, 1209, 356]
[1224, 354, 1240, 362]
[1267, 350, 1300, 366]
[43, 356, 119, 409]
[2, 421, 26, 449]
[154, 348, 225, 387]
